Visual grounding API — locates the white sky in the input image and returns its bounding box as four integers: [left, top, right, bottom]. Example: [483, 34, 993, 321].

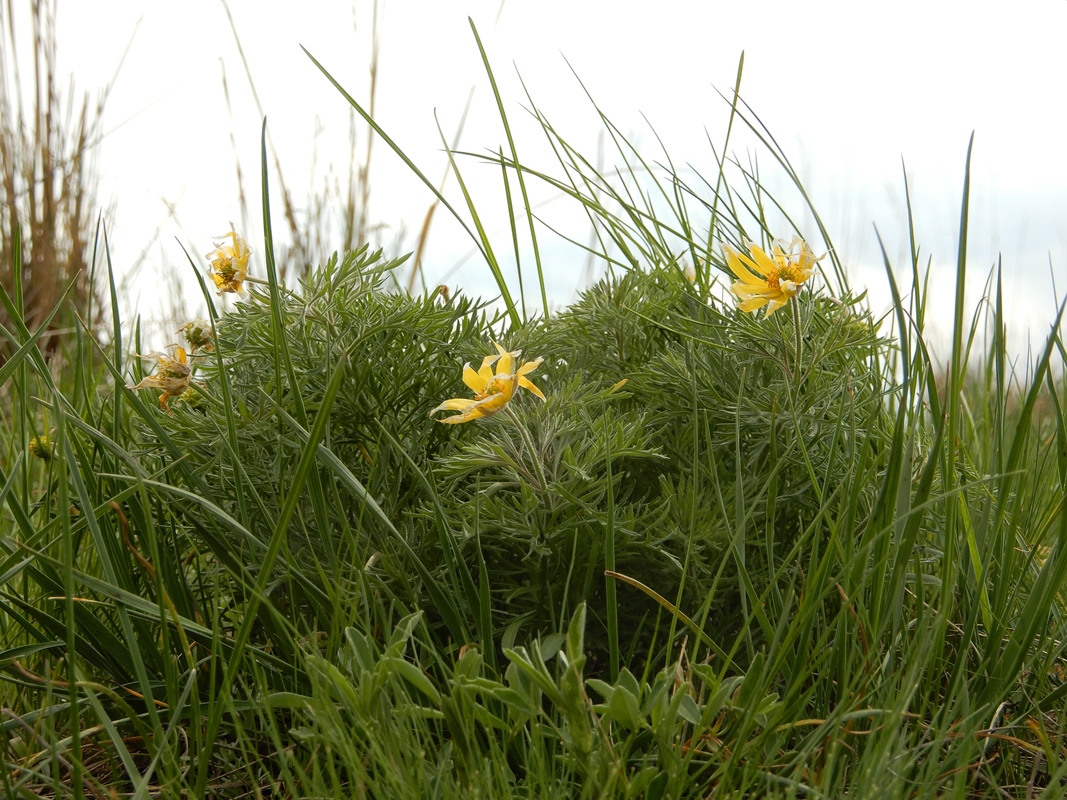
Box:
[36, 0, 1067, 352]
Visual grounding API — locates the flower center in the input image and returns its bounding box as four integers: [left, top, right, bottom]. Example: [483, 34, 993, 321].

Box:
[483, 374, 513, 397]
[766, 258, 800, 292]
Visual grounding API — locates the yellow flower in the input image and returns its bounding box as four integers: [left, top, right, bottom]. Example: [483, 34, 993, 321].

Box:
[206, 227, 251, 295]
[430, 342, 546, 424]
[28, 433, 55, 462]
[178, 318, 214, 353]
[131, 346, 192, 413]
[722, 235, 823, 316]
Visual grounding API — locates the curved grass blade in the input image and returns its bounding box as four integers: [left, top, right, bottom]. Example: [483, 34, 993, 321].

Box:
[302, 45, 521, 327]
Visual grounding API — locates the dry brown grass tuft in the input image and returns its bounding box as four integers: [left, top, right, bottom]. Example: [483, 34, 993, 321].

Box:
[0, 0, 111, 362]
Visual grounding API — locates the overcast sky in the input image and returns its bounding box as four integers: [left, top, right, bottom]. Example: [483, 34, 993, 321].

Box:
[40, 0, 1067, 350]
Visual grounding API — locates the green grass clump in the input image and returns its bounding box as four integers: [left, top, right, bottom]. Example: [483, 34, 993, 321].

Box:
[1, 28, 1066, 799]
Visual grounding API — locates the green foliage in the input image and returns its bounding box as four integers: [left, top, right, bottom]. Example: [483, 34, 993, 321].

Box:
[143, 247, 497, 583]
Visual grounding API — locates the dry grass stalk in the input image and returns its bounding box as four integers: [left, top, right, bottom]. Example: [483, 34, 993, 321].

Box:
[0, 0, 110, 361]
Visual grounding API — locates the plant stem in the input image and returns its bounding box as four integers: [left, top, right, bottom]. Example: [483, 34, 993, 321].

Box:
[791, 297, 803, 382]
[503, 405, 548, 494]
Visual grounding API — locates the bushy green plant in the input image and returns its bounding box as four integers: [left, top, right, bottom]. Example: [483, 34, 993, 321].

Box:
[123, 234, 888, 685]
[139, 247, 495, 579]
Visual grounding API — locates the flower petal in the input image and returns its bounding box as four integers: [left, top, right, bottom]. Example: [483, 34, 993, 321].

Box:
[476, 391, 512, 416]
[436, 406, 489, 424]
[722, 243, 757, 280]
[737, 296, 769, 312]
[517, 357, 543, 376]
[493, 342, 517, 376]
[429, 397, 477, 415]
[746, 243, 780, 276]
[730, 280, 768, 300]
[462, 363, 488, 394]
[476, 353, 498, 386]
[763, 296, 788, 316]
[518, 375, 546, 401]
